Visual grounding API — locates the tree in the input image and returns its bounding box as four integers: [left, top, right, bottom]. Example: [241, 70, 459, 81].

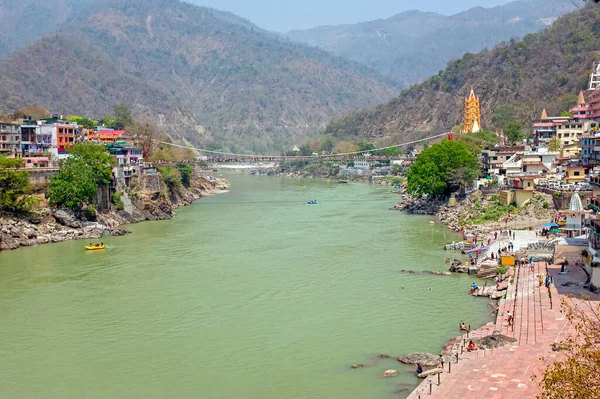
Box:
[177, 164, 193, 188]
[299, 144, 312, 156]
[491, 105, 516, 131]
[447, 166, 480, 195]
[548, 137, 563, 153]
[0, 156, 36, 214]
[17, 104, 51, 120]
[536, 297, 600, 399]
[505, 122, 525, 145]
[68, 115, 98, 129]
[131, 120, 158, 160]
[377, 147, 402, 156]
[333, 141, 358, 154]
[458, 130, 499, 156]
[357, 142, 376, 154]
[109, 104, 134, 130]
[48, 144, 114, 211]
[407, 140, 479, 197]
[158, 166, 182, 190]
[451, 124, 464, 135]
[320, 136, 335, 153]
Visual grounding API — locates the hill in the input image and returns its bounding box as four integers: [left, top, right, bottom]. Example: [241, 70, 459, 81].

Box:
[323, 3, 600, 144]
[0, 0, 398, 153]
[287, 0, 577, 87]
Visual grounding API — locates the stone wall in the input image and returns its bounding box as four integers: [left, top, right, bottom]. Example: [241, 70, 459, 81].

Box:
[27, 168, 58, 185]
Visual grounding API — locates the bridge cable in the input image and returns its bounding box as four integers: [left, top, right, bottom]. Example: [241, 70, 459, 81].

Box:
[149, 131, 449, 159]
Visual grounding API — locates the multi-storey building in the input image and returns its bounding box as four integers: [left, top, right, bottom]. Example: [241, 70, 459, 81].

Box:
[0, 123, 21, 155]
[109, 145, 144, 187]
[556, 119, 598, 157]
[55, 124, 77, 154]
[19, 120, 38, 155]
[481, 146, 525, 176]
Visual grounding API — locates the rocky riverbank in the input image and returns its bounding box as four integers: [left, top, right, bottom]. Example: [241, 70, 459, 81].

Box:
[395, 190, 556, 234]
[0, 171, 230, 252]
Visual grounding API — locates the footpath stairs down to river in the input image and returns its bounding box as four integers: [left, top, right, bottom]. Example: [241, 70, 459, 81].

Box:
[406, 260, 570, 399]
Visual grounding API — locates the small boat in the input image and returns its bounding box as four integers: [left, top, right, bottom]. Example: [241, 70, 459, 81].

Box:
[338, 179, 348, 184]
[85, 245, 105, 250]
[307, 200, 317, 205]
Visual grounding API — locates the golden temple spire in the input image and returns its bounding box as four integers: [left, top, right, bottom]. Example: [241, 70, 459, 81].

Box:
[577, 90, 586, 105]
[540, 108, 548, 120]
[462, 87, 481, 134]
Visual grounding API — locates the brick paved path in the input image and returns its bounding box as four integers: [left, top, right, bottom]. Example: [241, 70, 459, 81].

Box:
[406, 260, 575, 399]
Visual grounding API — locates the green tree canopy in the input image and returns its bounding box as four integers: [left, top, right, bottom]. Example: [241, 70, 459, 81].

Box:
[458, 130, 499, 156]
[176, 163, 193, 188]
[299, 144, 313, 156]
[505, 122, 525, 145]
[491, 105, 516, 131]
[109, 104, 134, 130]
[548, 136, 563, 153]
[319, 136, 335, 153]
[48, 144, 114, 211]
[0, 156, 36, 214]
[377, 147, 402, 156]
[407, 140, 479, 197]
[68, 115, 98, 129]
[357, 142, 376, 154]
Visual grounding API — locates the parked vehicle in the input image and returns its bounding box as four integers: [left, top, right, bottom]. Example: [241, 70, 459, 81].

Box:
[547, 181, 560, 189]
[560, 184, 574, 191]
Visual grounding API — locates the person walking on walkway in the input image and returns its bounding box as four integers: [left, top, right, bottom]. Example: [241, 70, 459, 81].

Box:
[507, 311, 514, 326]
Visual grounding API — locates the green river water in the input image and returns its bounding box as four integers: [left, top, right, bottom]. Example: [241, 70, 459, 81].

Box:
[0, 173, 492, 399]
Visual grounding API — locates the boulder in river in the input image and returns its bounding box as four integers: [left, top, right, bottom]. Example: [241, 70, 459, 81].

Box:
[424, 270, 452, 276]
[381, 370, 398, 377]
[396, 353, 439, 367]
[351, 364, 365, 369]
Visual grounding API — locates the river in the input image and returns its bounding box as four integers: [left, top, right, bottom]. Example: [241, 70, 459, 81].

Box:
[0, 173, 492, 399]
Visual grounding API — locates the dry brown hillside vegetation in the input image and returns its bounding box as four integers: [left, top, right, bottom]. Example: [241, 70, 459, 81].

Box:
[0, 0, 398, 153]
[325, 3, 600, 142]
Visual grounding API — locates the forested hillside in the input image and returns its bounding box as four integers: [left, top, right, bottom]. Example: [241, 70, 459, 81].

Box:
[0, 0, 398, 153]
[287, 0, 576, 86]
[325, 3, 600, 143]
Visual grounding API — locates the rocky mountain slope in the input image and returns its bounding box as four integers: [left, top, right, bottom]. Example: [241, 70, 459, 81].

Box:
[287, 0, 577, 86]
[324, 3, 600, 142]
[0, 0, 398, 153]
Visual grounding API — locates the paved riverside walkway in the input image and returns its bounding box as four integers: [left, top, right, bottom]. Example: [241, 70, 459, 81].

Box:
[406, 257, 578, 399]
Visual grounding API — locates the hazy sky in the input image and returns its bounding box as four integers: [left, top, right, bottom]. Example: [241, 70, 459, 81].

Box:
[190, 0, 512, 32]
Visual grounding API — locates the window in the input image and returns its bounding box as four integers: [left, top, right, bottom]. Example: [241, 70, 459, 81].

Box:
[558, 134, 562, 138]
[574, 171, 581, 176]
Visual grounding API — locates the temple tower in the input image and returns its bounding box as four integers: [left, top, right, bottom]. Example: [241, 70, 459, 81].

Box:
[463, 88, 481, 133]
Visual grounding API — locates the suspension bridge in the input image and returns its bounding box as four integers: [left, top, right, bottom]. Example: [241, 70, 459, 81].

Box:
[150, 131, 450, 164]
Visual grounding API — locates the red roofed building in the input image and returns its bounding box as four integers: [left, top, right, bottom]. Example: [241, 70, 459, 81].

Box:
[87, 129, 125, 145]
